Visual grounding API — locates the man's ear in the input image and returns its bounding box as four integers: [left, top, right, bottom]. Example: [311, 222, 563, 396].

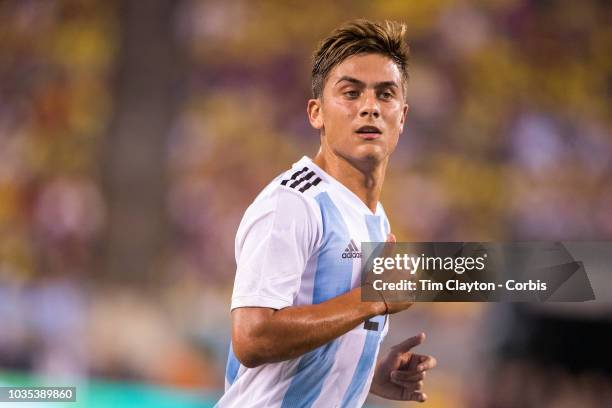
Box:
[399, 103, 410, 133]
[307, 98, 324, 130]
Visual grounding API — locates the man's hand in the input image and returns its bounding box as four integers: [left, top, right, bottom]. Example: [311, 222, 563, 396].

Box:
[378, 233, 413, 314]
[370, 333, 437, 402]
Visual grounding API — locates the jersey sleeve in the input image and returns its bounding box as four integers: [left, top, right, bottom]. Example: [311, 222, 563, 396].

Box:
[231, 186, 321, 310]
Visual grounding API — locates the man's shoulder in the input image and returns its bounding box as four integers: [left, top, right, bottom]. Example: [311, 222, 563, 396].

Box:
[253, 159, 327, 208]
[236, 160, 327, 250]
[236, 160, 328, 234]
[277, 165, 324, 197]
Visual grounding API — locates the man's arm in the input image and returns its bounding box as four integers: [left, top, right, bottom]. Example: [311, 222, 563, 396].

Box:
[232, 232, 410, 368]
[232, 287, 381, 368]
[232, 287, 410, 368]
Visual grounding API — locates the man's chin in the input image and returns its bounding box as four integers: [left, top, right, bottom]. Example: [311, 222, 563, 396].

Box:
[345, 146, 388, 168]
[357, 144, 387, 160]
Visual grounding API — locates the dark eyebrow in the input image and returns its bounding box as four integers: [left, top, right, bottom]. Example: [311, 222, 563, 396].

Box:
[335, 76, 365, 87]
[335, 76, 399, 90]
[375, 81, 399, 90]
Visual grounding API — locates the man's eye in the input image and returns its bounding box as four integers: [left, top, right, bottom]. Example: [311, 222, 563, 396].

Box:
[344, 90, 359, 98]
[380, 91, 393, 99]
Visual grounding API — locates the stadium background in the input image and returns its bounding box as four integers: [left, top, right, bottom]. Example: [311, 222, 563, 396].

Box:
[0, 0, 611, 406]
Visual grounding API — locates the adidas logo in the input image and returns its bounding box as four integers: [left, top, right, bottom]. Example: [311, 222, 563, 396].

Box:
[342, 239, 361, 259]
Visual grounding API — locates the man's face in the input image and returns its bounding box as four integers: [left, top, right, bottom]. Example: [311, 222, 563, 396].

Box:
[308, 53, 409, 167]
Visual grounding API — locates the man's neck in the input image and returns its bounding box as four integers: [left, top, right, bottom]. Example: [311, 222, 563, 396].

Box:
[313, 149, 387, 213]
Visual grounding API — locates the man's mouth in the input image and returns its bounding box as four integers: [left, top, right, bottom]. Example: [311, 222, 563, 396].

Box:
[355, 125, 382, 139]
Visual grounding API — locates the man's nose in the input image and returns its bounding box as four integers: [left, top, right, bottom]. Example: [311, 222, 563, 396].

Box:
[359, 92, 380, 119]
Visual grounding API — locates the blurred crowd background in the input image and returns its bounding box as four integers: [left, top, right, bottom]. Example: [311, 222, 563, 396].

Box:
[0, 0, 610, 407]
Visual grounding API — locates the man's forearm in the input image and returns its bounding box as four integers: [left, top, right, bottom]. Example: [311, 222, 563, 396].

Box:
[232, 287, 386, 367]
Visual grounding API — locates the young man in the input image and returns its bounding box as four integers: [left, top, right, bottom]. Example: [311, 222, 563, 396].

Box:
[216, 19, 437, 407]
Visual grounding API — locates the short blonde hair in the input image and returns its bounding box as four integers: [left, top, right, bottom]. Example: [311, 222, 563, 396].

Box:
[311, 19, 410, 100]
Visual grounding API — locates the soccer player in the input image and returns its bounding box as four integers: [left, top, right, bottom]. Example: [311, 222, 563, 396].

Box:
[216, 19, 437, 407]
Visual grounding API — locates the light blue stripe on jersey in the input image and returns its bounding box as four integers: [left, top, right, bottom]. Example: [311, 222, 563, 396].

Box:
[225, 343, 241, 385]
[341, 214, 386, 406]
[280, 340, 340, 408]
[365, 214, 384, 242]
[341, 329, 381, 407]
[281, 192, 353, 407]
[311, 192, 354, 304]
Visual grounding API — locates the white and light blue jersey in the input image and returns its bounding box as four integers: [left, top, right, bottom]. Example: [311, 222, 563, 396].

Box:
[217, 156, 390, 408]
